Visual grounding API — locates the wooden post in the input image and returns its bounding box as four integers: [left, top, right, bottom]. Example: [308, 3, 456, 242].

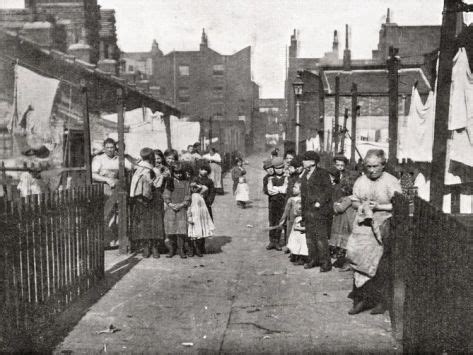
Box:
[340, 108, 349, 154]
[430, 0, 460, 209]
[116, 88, 128, 254]
[334, 75, 340, 152]
[163, 113, 172, 150]
[388, 46, 400, 164]
[350, 83, 358, 164]
[209, 116, 213, 149]
[80, 81, 92, 185]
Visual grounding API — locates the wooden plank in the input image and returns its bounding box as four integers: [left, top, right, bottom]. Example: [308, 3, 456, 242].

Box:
[350, 83, 357, 164]
[430, 0, 461, 208]
[387, 46, 400, 163]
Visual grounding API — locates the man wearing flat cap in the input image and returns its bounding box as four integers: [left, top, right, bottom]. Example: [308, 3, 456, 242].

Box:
[266, 157, 288, 250]
[300, 150, 333, 271]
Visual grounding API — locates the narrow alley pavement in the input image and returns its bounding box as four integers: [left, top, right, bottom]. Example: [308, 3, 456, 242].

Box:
[55, 153, 398, 354]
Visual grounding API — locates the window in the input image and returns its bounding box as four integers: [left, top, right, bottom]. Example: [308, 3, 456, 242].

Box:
[213, 86, 224, 99]
[128, 65, 134, 72]
[213, 64, 224, 75]
[178, 65, 189, 76]
[178, 87, 190, 102]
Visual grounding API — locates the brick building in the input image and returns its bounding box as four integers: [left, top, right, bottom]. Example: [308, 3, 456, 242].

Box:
[122, 30, 259, 150]
[284, 9, 441, 156]
[0, 0, 120, 71]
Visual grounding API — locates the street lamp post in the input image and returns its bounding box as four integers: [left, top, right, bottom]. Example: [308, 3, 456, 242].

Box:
[292, 74, 304, 155]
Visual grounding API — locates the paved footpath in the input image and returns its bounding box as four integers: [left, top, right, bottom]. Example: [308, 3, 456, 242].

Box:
[55, 153, 399, 354]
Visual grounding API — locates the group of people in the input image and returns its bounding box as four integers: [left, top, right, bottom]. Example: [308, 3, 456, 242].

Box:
[92, 138, 221, 259]
[262, 148, 401, 316]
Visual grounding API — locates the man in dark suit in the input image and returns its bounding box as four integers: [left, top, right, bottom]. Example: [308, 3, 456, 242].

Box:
[300, 151, 333, 272]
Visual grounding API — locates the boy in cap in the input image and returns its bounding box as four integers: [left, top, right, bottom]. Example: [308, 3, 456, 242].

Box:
[266, 157, 288, 250]
[300, 150, 333, 271]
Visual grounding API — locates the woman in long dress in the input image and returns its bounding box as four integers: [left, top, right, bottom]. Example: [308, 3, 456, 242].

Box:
[346, 149, 401, 315]
[129, 148, 165, 258]
[203, 147, 223, 194]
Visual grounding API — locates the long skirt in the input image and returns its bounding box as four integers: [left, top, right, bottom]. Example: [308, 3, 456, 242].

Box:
[130, 192, 165, 241]
[329, 208, 356, 249]
[210, 162, 222, 190]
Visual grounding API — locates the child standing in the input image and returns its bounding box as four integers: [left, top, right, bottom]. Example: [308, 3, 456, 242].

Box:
[279, 182, 308, 264]
[163, 163, 191, 258]
[187, 182, 215, 257]
[235, 176, 250, 208]
[231, 158, 249, 208]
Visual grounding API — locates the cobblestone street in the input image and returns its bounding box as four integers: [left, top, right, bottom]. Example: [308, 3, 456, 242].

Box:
[55, 153, 398, 354]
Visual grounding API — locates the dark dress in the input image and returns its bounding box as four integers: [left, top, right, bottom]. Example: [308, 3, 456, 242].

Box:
[163, 179, 191, 235]
[130, 168, 165, 242]
[268, 174, 287, 245]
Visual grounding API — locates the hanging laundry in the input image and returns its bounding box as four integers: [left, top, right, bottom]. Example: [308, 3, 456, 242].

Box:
[448, 48, 473, 137]
[414, 172, 430, 201]
[11, 65, 60, 142]
[403, 87, 435, 162]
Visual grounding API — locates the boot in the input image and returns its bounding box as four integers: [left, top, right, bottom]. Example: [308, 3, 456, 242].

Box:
[194, 240, 203, 257]
[187, 241, 195, 257]
[320, 262, 332, 273]
[177, 235, 187, 259]
[165, 238, 176, 258]
[370, 302, 386, 315]
[348, 300, 368, 315]
[289, 254, 297, 263]
[304, 260, 318, 269]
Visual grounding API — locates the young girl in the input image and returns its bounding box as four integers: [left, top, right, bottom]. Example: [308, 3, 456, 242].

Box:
[129, 148, 165, 258]
[187, 182, 215, 257]
[163, 163, 191, 258]
[278, 182, 308, 265]
[231, 158, 249, 208]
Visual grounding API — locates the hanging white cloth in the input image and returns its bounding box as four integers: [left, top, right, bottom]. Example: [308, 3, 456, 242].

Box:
[448, 48, 473, 136]
[403, 87, 435, 162]
[305, 135, 320, 152]
[414, 172, 430, 201]
[10, 65, 59, 143]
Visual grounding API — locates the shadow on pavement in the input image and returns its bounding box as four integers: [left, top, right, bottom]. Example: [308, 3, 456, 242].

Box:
[31, 254, 142, 353]
[205, 236, 232, 254]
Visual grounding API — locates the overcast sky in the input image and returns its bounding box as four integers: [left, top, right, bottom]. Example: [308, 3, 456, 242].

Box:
[1, 0, 453, 97]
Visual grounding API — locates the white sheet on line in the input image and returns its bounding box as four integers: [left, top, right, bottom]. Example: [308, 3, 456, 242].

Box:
[401, 87, 435, 162]
[11, 65, 59, 142]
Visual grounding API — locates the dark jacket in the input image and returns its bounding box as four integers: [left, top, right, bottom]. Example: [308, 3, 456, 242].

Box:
[263, 174, 270, 196]
[300, 167, 333, 220]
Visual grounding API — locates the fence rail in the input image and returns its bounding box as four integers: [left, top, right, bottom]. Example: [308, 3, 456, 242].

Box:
[392, 193, 473, 353]
[0, 184, 104, 349]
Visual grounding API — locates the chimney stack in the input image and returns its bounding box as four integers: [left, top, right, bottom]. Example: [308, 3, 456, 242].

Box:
[289, 29, 298, 58]
[386, 8, 391, 24]
[332, 30, 339, 55]
[343, 24, 351, 71]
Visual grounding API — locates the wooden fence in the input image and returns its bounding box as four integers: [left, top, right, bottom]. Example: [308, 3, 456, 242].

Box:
[0, 184, 104, 349]
[391, 193, 473, 353]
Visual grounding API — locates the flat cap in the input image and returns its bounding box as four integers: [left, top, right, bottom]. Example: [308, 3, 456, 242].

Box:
[272, 157, 285, 169]
[303, 150, 320, 163]
[263, 159, 272, 169]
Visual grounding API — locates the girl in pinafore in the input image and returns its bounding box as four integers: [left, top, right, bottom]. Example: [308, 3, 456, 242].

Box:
[187, 182, 215, 257]
[231, 158, 249, 208]
[279, 181, 308, 265]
